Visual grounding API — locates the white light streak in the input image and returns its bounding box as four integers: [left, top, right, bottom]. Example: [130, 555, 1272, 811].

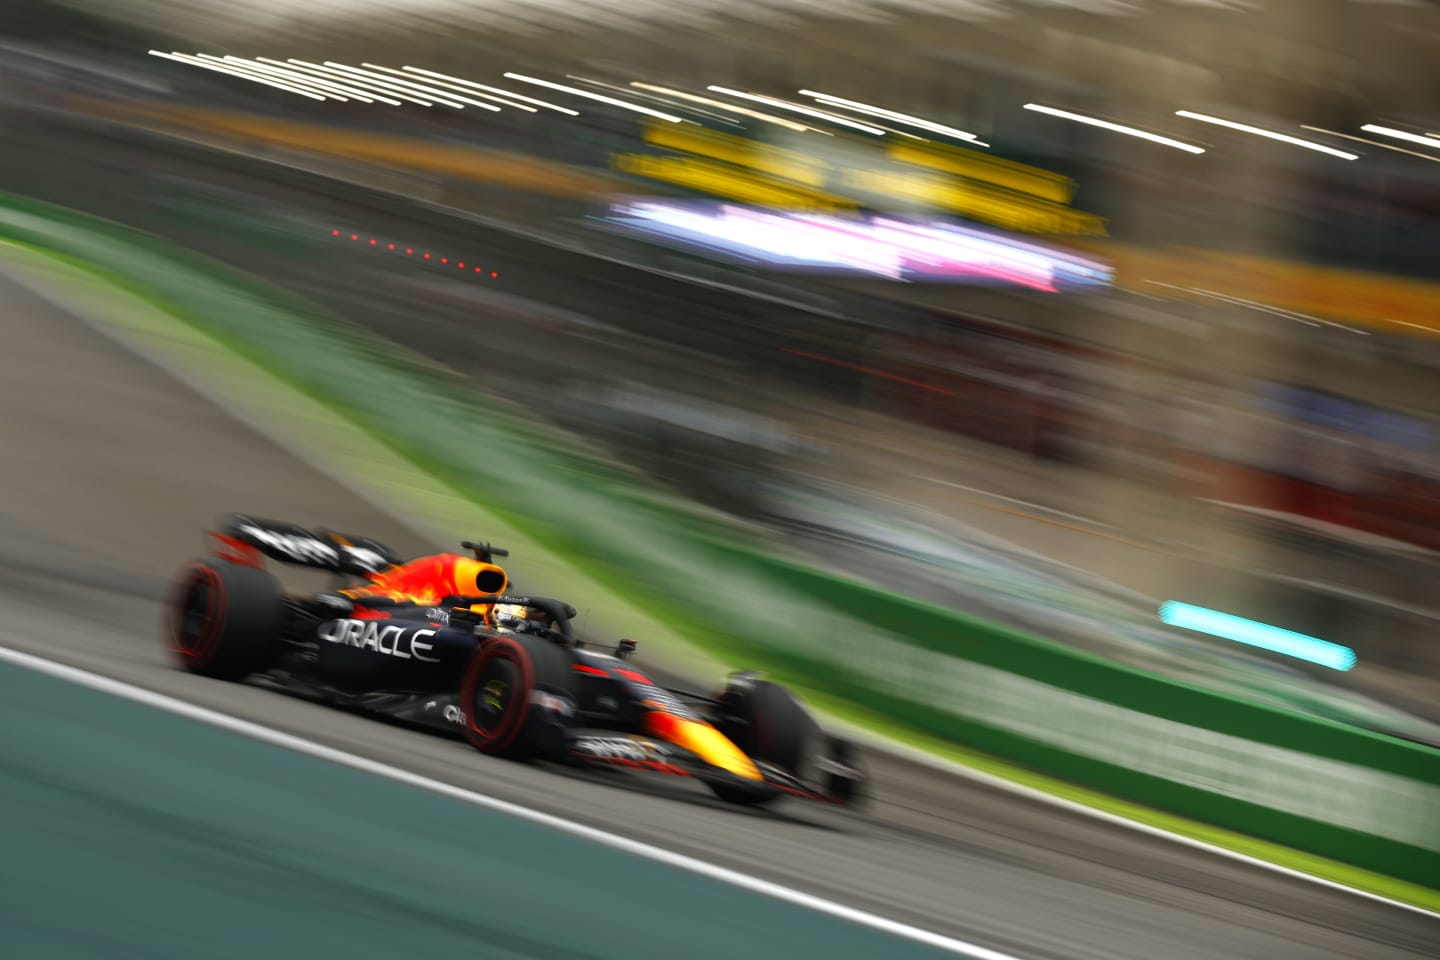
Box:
[211, 56, 363, 102]
[286, 59, 436, 106]
[800, 89, 980, 141]
[255, 58, 402, 104]
[325, 62, 482, 110]
[1023, 104, 1205, 154]
[195, 55, 346, 100]
[148, 51, 328, 101]
[1360, 124, 1440, 151]
[630, 84, 811, 132]
[401, 67, 579, 115]
[504, 74, 682, 122]
[1176, 111, 1358, 160]
[1301, 126, 1440, 165]
[361, 64, 535, 111]
[707, 86, 885, 135]
[354, 64, 502, 111]
[569, 76, 739, 125]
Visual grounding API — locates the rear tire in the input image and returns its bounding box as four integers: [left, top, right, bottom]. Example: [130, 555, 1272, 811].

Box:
[460, 634, 575, 760]
[169, 560, 283, 680]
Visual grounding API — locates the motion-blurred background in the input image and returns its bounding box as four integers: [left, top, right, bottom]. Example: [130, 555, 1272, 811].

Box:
[3, 0, 1438, 739]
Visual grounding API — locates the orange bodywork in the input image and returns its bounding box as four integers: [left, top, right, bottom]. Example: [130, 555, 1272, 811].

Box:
[341, 553, 507, 612]
[645, 711, 763, 782]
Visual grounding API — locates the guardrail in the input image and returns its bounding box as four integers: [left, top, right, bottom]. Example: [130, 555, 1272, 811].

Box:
[692, 536, 1440, 883]
[3, 192, 1436, 890]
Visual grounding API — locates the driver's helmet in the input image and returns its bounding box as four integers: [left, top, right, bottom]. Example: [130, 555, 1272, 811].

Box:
[490, 602, 530, 630]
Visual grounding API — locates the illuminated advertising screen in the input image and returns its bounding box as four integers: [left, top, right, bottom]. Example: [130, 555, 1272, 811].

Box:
[593, 200, 1112, 291]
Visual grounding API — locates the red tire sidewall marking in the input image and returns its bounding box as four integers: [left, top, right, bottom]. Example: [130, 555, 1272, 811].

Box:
[461, 638, 533, 754]
[170, 564, 225, 667]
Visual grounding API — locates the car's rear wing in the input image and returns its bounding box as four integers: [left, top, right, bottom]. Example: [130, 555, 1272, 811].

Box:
[217, 514, 402, 575]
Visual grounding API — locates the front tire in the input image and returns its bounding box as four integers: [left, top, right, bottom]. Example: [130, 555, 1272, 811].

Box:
[168, 560, 283, 680]
[709, 678, 820, 806]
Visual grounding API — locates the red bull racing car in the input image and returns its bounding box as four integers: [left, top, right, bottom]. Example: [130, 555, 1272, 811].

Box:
[167, 516, 865, 807]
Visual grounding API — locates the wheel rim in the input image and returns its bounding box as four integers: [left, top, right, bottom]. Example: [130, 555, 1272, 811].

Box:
[468, 658, 517, 739]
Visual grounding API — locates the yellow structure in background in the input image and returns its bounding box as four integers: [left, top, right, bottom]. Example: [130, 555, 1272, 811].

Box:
[612, 155, 856, 211]
[877, 141, 1104, 234]
[620, 122, 1106, 237]
[75, 100, 1440, 338]
[642, 124, 829, 187]
[888, 142, 1076, 205]
[842, 168, 1106, 235]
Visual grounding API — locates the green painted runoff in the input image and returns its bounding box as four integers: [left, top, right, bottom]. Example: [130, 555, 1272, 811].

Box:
[0, 659, 958, 960]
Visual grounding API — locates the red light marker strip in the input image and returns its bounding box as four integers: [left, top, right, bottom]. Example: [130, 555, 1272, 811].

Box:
[331, 229, 498, 280]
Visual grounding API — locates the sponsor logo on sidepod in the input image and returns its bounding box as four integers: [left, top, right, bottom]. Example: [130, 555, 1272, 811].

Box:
[318, 619, 440, 662]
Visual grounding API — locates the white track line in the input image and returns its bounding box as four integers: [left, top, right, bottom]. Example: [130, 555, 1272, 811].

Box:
[840, 727, 1439, 920]
[0, 644, 1021, 960]
[4, 243, 1436, 923]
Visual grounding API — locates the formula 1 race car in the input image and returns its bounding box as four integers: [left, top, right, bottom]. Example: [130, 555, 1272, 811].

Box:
[167, 516, 865, 807]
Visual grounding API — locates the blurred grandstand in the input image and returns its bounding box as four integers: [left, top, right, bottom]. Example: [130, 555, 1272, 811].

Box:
[3, 0, 1439, 737]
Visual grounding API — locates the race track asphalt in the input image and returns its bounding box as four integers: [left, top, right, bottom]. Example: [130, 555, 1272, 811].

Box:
[1, 257, 1436, 959]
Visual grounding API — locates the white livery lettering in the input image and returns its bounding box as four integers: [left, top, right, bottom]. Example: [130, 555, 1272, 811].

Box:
[635, 684, 697, 720]
[318, 620, 441, 662]
[340, 544, 388, 571]
[240, 523, 339, 565]
[576, 737, 659, 762]
[411, 632, 437, 662]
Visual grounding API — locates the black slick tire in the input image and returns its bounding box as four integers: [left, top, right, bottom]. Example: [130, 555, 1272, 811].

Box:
[169, 560, 283, 680]
[460, 633, 575, 760]
[711, 679, 820, 805]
